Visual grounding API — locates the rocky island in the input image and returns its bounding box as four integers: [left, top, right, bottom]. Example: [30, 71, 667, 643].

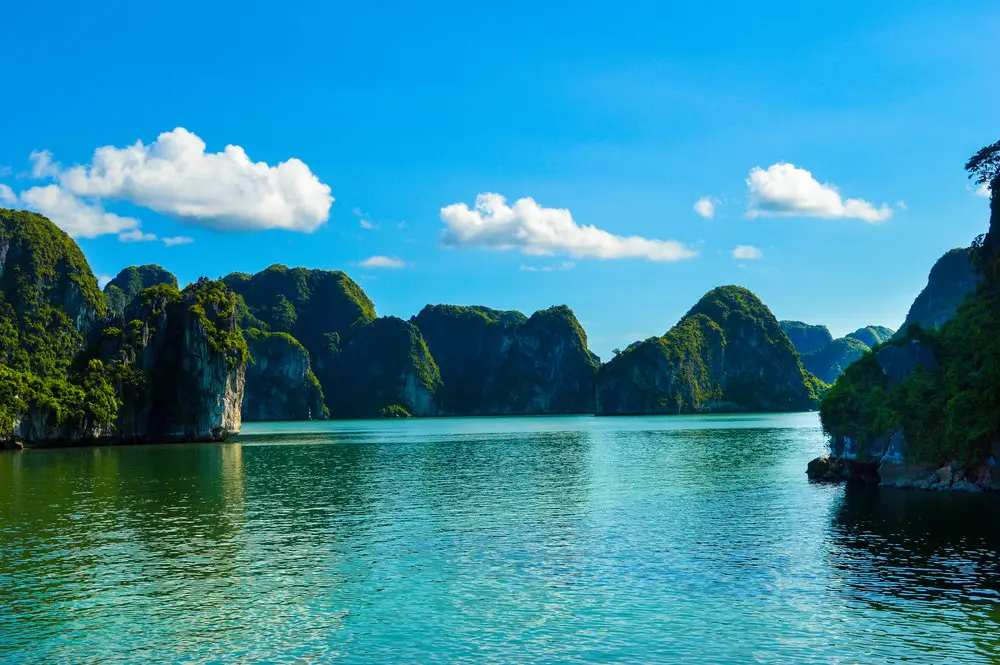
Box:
[809, 140, 1000, 491]
[596, 286, 824, 414]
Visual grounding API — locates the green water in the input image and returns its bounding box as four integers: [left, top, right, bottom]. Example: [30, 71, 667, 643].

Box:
[1, 413, 998, 663]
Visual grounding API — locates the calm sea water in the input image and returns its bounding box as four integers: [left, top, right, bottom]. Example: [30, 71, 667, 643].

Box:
[1, 413, 999, 664]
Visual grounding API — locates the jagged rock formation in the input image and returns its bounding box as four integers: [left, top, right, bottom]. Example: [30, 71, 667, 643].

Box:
[104, 265, 177, 315]
[894, 247, 979, 338]
[0, 208, 246, 447]
[779, 321, 833, 355]
[411, 304, 600, 415]
[325, 316, 441, 418]
[596, 286, 822, 415]
[242, 329, 326, 421]
[223, 265, 375, 420]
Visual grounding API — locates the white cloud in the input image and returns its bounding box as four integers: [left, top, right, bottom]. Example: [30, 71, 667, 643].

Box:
[0, 184, 15, 204]
[55, 127, 333, 232]
[352, 207, 378, 229]
[746, 163, 893, 223]
[119, 229, 159, 243]
[519, 261, 575, 272]
[97, 275, 113, 288]
[693, 197, 716, 219]
[29, 150, 61, 178]
[162, 236, 194, 247]
[441, 193, 697, 261]
[19, 185, 140, 238]
[359, 255, 406, 268]
[732, 245, 763, 260]
[976, 183, 992, 198]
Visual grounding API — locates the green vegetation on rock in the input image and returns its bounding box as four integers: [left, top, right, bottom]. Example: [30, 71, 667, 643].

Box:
[802, 336, 873, 385]
[104, 265, 178, 315]
[779, 320, 834, 356]
[846, 326, 895, 349]
[411, 303, 599, 415]
[242, 327, 327, 421]
[820, 141, 1000, 466]
[324, 316, 441, 418]
[597, 286, 823, 415]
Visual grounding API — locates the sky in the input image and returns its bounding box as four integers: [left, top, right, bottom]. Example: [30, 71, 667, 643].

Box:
[1, 0, 997, 360]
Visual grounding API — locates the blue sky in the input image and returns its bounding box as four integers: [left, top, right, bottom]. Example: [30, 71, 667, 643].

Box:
[1, 0, 997, 360]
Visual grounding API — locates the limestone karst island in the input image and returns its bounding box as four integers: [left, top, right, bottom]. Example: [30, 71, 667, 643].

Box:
[3, 3, 1000, 662]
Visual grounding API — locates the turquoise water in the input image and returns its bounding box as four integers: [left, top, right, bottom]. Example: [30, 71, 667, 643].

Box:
[2, 413, 999, 663]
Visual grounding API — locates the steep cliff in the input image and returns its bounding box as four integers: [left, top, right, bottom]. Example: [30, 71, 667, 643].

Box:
[596, 286, 822, 415]
[0, 207, 246, 448]
[223, 265, 376, 416]
[0, 208, 108, 441]
[104, 265, 178, 315]
[411, 304, 600, 415]
[324, 316, 441, 418]
[17, 279, 247, 445]
[894, 247, 979, 338]
[779, 321, 833, 356]
[242, 328, 326, 421]
[815, 148, 1000, 490]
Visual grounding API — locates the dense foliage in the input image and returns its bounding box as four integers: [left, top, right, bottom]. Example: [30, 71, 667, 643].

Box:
[779, 320, 833, 356]
[598, 286, 823, 414]
[802, 337, 872, 384]
[0, 209, 113, 436]
[324, 316, 441, 418]
[821, 142, 1000, 464]
[846, 326, 894, 349]
[411, 303, 599, 414]
[104, 265, 177, 315]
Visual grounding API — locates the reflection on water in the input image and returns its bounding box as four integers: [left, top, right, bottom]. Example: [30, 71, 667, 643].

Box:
[0, 414, 998, 663]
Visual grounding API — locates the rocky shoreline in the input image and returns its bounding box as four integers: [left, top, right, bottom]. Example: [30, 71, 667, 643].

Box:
[807, 453, 1000, 492]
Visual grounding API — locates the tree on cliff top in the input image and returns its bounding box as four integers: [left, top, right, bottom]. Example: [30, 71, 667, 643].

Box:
[965, 139, 1000, 193]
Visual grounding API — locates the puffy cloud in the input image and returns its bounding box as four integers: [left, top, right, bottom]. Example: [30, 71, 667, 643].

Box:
[441, 193, 697, 261]
[519, 261, 576, 272]
[162, 236, 194, 247]
[359, 255, 406, 268]
[732, 245, 763, 260]
[29, 150, 60, 178]
[746, 163, 892, 223]
[97, 275, 113, 289]
[19, 185, 140, 238]
[57, 127, 333, 232]
[0, 184, 15, 204]
[693, 197, 716, 219]
[976, 183, 992, 198]
[119, 229, 159, 243]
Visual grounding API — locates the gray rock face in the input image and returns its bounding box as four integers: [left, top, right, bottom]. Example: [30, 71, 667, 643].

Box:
[895, 247, 979, 338]
[242, 329, 326, 421]
[412, 304, 600, 415]
[875, 340, 938, 387]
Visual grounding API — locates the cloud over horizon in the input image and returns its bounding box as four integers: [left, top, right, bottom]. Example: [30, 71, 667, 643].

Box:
[746, 163, 893, 223]
[58, 128, 333, 232]
[440, 193, 696, 262]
